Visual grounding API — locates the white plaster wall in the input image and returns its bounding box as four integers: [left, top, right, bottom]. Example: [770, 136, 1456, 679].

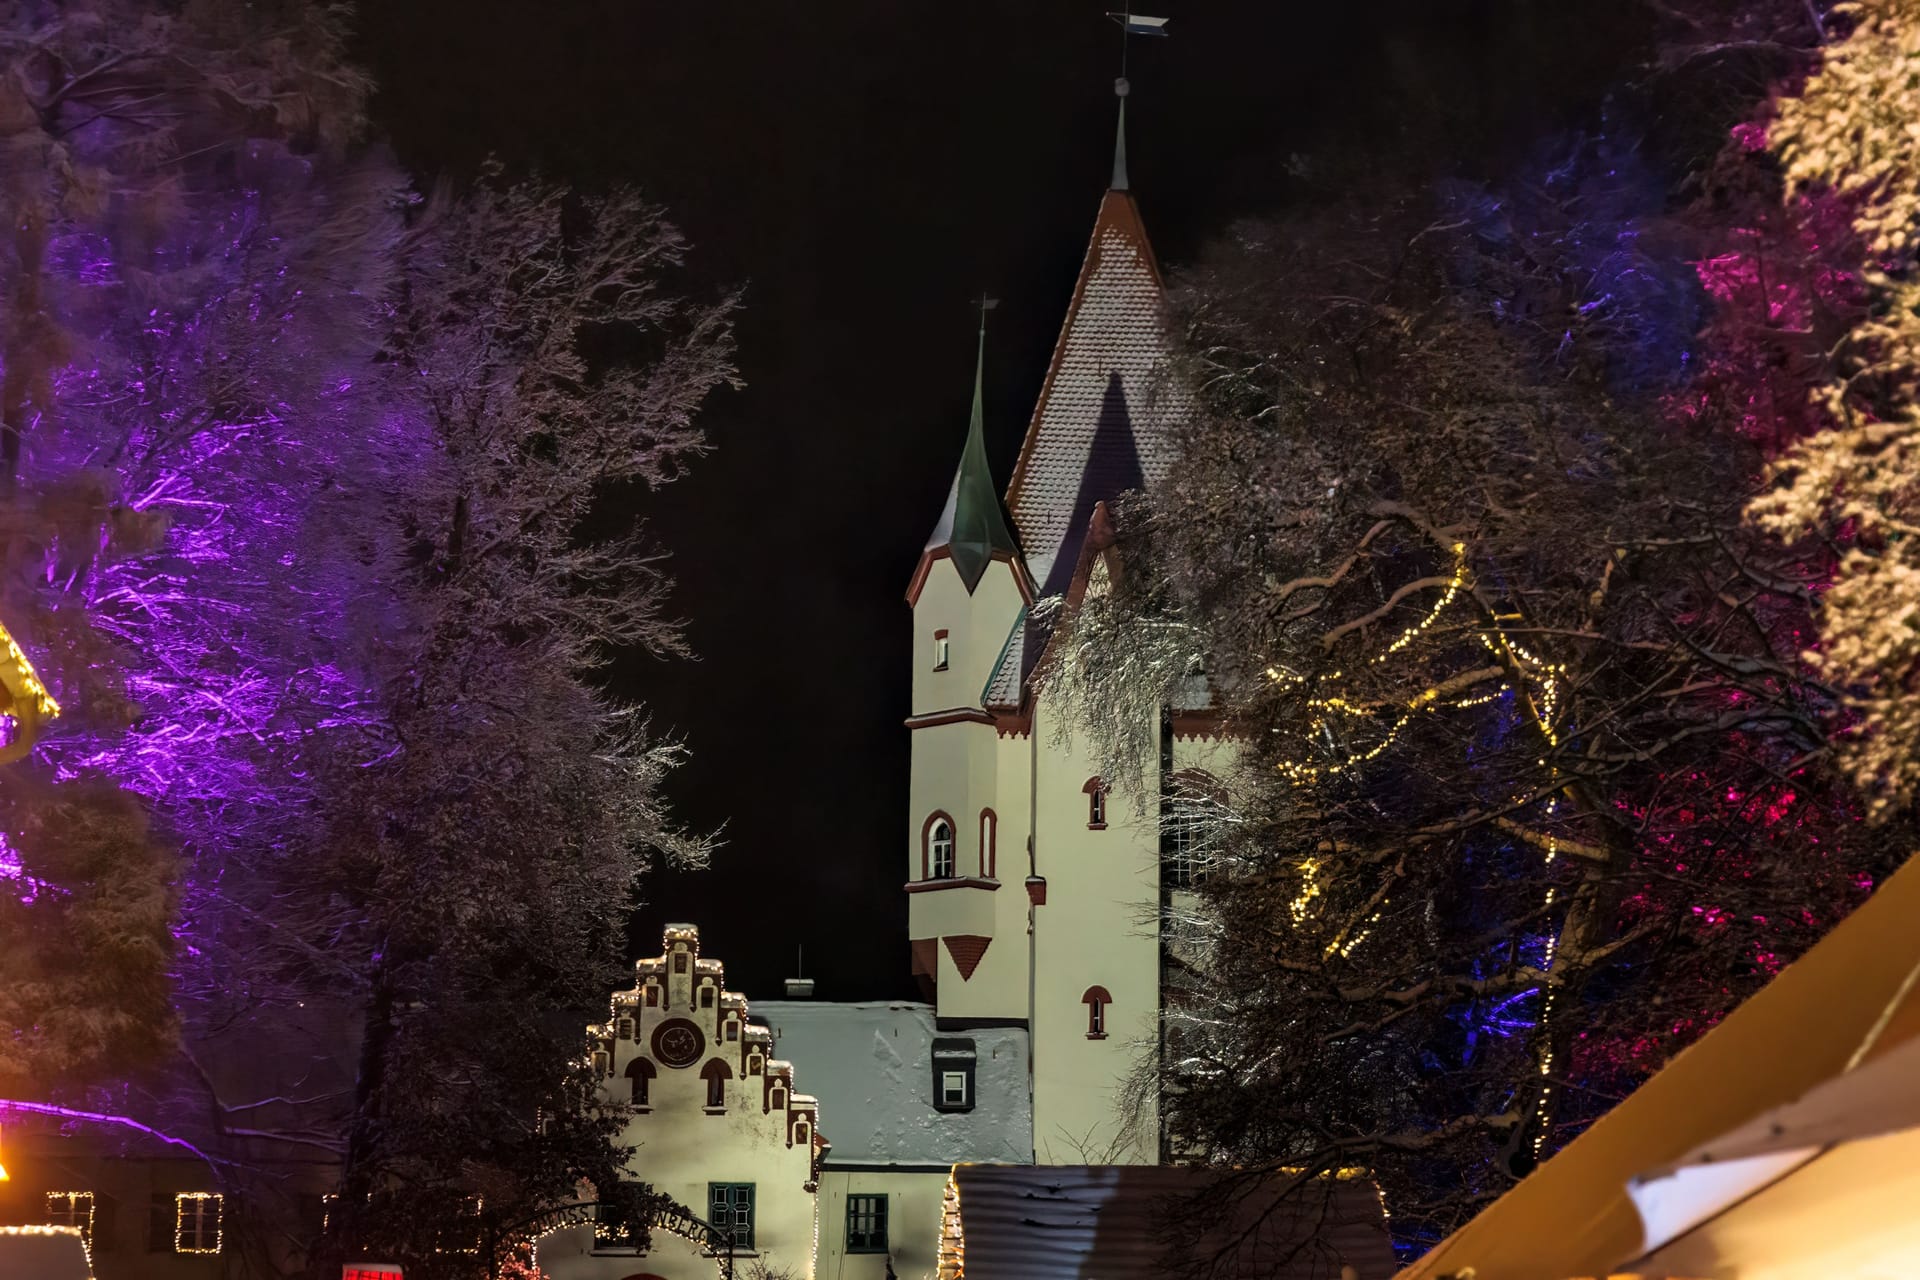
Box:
[908, 558, 1023, 718]
[1027, 696, 1162, 1165]
[908, 556, 1029, 1022]
[814, 1171, 950, 1280]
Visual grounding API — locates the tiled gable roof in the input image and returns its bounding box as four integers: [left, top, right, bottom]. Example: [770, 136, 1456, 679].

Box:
[1004, 189, 1187, 599]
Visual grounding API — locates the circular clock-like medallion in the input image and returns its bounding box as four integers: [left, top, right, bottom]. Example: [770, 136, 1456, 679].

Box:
[651, 1018, 706, 1069]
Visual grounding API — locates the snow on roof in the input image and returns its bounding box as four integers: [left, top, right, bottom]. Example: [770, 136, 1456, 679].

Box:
[0, 1227, 93, 1280]
[981, 610, 1028, 711]
[948, 1165, 1396, 1280]
[1003, 189, 1188, 600]
[750, 1001, 1029, 1167]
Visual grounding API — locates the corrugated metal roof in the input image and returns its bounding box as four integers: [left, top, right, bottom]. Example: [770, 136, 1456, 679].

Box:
[949, 1165, 1395, 1280]
[752, 1001, 1030, 1167]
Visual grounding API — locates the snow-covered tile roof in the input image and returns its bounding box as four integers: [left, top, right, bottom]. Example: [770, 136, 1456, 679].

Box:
[948, 1165, 1395, 1280]
[750, 1001, 1029, 1167]
[1004, 190, 1188, 600]
[981, 611, 1028, 711]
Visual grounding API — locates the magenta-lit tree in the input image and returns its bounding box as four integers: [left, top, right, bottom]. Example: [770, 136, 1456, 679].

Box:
[1047, 38, 1911, 1257]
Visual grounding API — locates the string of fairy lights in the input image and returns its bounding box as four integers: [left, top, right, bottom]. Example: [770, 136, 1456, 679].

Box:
[1269, 541, 1574, 1160]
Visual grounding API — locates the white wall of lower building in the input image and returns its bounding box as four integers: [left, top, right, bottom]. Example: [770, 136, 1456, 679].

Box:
[815, 1170, 951, 1280]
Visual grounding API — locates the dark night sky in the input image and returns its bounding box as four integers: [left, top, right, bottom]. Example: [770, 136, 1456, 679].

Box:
[354, 1, 1646, 1001]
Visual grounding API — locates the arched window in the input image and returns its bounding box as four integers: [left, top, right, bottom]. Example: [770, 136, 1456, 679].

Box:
[699, 984, 716, 1009]
[978, 808, 997, 878]
[1082, 986, 1112, 1040]
[1083, 778, 1108, 830]
[701, 1059, 732, 1110]
[771, 1083, 787, 1111]
[626, 1058, 656, 1108]
[923, 812, 957, 879]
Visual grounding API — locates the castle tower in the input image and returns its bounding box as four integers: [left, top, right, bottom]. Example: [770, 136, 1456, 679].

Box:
[906, 87, 1230, 1166]
[903, 318, 1033, 1022]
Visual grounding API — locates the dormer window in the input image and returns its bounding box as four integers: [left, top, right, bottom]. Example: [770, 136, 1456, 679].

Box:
[933, 630, 951, 671]
[924, 814, 956, 880]
[932, 1037, 976, 1112]
[1084, 778, 1108, 830]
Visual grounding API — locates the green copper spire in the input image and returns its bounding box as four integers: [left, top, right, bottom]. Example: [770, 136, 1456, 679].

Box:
[925, 308, 1021, 593]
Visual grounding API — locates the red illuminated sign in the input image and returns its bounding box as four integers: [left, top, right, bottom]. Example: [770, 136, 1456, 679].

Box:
[342, 1266, 404, 1280]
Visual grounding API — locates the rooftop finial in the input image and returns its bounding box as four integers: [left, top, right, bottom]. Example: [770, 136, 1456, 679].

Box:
[1104, 10, 1165, 191]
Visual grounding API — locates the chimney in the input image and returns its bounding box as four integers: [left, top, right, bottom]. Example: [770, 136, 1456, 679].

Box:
[784, 944, 814, 999]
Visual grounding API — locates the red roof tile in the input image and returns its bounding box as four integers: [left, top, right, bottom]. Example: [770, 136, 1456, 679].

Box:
[1004, 189, 1188, 599]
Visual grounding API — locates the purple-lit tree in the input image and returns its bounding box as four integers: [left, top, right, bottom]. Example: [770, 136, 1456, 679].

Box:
[0, 0, 398, 1089]
[2, 4, 735, 1274]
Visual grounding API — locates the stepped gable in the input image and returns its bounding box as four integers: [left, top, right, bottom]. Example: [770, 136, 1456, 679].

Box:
[1003, 185, 1186, 600]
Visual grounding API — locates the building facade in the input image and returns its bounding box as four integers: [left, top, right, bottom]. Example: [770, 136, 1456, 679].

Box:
[545, 102, 1242, 1280]
[904, 122, 1231, 1166]
[541, 928, 1030, 1280]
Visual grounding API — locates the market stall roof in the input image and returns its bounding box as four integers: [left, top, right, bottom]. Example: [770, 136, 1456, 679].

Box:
[1621, 1031, 1920, 1280]
[948, 1164, 1395, 1280]
[1396, 851, 1920, 1280]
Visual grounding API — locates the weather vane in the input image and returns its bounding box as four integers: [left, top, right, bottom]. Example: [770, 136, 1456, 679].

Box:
[1106, 4, 1169, 94]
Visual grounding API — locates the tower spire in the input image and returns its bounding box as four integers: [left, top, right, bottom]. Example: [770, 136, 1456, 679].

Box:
[917, 300, 1020, 595]
[1111, 78, 1130, 192]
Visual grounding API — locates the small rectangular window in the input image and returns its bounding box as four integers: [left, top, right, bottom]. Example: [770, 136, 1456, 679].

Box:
[941, 1070, 969, 1107]
[846, 1194, 889, 1253]
[933, 630, 951, 671]
[708, 1183, 756, 1251]
[174, 1193, 224, 1255]
[46, 1192, 94, 1246]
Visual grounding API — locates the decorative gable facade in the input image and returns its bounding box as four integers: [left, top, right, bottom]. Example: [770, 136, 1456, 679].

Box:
[541, 926, 823, 1280]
